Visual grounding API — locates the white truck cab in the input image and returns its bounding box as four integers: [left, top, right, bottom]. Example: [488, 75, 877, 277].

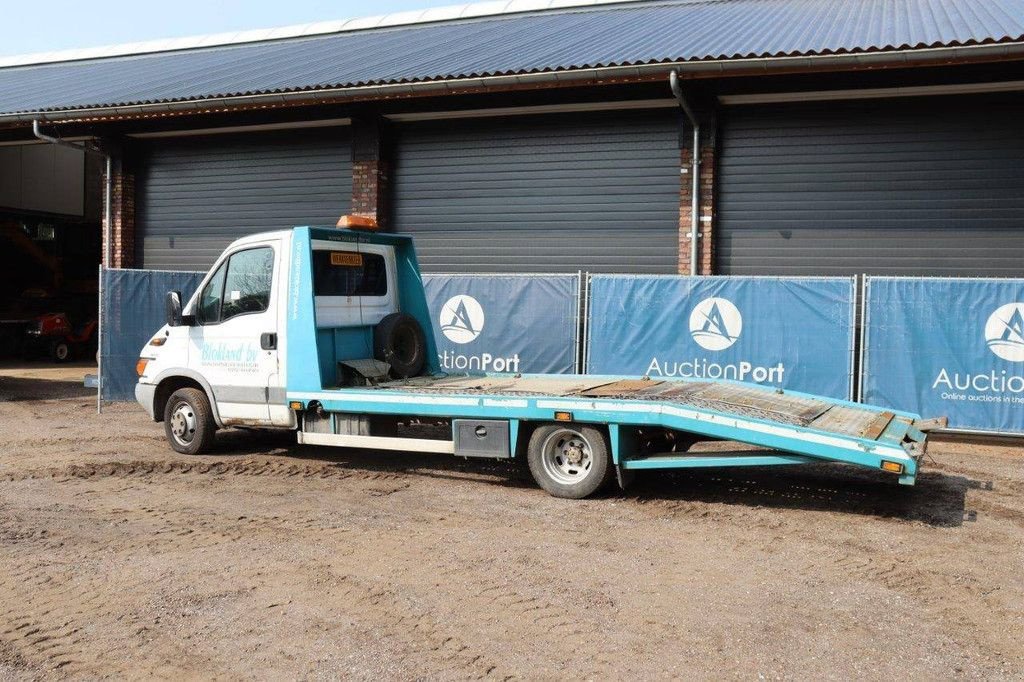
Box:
[135, 225, 402, 451]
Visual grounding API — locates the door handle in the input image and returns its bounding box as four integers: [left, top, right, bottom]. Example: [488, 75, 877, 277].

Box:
[260, 332, 277, 350]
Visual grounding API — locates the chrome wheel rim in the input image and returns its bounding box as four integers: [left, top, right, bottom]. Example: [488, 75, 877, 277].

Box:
[540, 428, 593, 485]
[169, 400, 197, 446]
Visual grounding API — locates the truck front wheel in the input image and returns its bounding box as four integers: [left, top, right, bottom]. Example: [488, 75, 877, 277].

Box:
[527, 423, 613, 499]
[163, 387, 217, 455]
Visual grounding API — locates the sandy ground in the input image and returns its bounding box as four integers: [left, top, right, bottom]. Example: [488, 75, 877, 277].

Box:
[0, 366, 1022, 680]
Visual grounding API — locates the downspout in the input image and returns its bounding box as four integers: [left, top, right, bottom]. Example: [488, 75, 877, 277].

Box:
[669, 70, 700, 276]
[32, 120, 113, 266]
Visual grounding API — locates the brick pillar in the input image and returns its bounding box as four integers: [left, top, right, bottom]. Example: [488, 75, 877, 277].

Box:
[351, 158, 391, 227]
[678, 143, 715, 275]
[351, 116, 391, 228]
[101, 150, 135, 268]
[679, 125, 712, 274]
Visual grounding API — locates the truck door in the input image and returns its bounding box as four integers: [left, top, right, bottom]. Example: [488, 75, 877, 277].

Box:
[188, 241, 279, 424]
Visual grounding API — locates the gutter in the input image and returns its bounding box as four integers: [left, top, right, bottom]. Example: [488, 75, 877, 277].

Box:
[4, 42, 1024, 124]
[669, 71, 700, 277]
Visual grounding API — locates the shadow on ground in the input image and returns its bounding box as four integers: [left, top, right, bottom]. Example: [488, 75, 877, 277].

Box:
[0, 375, 93, 401]
[206, 427, 973, 528]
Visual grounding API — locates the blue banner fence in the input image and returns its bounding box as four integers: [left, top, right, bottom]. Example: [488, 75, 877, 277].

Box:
[861, 277, 1024, 434]
[584, 275, 857, 400]
[99, 267, 205, 402]
[97, 267, 1024, 436]
[422, 273, 582, 375]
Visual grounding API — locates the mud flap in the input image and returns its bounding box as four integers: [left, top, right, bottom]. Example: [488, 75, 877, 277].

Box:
[615, 463, 635, 491]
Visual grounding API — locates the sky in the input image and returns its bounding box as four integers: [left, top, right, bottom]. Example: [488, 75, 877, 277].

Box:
[0, 0, 449, 57]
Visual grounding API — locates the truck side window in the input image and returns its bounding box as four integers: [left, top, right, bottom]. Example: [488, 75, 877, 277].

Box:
[221, 247, 274, 321]
[313, 250, 387, 296]
[197, 262, 227, 324]
[196, 247, 274, 325]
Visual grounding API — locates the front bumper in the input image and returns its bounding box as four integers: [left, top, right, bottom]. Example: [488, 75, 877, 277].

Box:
[135, 382, 157, 420]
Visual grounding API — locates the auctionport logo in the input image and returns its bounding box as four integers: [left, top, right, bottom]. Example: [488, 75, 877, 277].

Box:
[932, 302, 1024, 400]
[689, 297, 742, 351]
[985, 302, 1024, 362]
[646, 294, 784, 383]
[440, 295, 485, 344]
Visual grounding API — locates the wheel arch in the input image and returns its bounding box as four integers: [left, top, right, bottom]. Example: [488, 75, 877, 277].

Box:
[151, 369, 223, 427]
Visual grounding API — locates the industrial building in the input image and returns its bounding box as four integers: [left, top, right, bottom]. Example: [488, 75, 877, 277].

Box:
[0, 0, 1022, 298]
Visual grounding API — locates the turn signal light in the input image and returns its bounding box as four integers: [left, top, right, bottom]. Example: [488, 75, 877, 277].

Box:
[135, 358, 149, 376]
[149, 337, 166, 346]
[336, 214, 378, 230]
[289, 401, 303, 410]
[880, 461, 904, 474]
[554, 411, 573, 422]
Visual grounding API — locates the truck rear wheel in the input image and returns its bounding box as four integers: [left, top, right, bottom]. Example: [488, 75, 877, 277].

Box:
[527, 423, 613, 499]
[163, 388, 217, 455]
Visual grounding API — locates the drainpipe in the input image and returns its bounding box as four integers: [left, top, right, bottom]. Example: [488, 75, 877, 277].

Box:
[32, 120, 112, 266]
[669, 70, 700, 276]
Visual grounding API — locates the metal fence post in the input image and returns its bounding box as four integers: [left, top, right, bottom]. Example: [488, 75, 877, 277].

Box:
[96, 264, 103, 414]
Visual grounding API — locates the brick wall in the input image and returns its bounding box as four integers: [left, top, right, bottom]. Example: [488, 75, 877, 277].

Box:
[101, 157, 135, 268]
[678, 143, 715, 275]
[351, 158, 391, 228]
[351, 116, 391, 229]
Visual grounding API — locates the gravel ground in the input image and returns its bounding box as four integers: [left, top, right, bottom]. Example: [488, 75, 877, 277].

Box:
[0, 366, 1022, 680]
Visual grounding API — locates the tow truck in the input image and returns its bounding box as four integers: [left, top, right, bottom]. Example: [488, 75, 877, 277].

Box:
[134, 216, 939, 499]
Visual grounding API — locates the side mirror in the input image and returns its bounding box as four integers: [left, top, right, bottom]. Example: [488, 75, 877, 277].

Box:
[166, 291, 183, 327]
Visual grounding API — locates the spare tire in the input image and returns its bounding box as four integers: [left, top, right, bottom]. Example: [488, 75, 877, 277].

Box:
[373, 313, 427, 379]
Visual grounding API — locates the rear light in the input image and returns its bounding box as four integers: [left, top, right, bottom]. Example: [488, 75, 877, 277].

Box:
[136, 358, 150, 376]
[880, 461, 904, 474]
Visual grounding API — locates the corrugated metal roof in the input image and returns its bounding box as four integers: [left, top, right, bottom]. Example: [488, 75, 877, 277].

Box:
[0, 0, 640, 69]
[2, 0, 1023, 117]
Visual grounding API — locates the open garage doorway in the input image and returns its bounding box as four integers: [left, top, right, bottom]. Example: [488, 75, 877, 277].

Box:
[0, 142, 102, 400]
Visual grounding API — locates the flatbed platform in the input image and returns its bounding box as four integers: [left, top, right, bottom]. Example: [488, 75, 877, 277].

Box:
[292, 373, 927, 485]
[372, 375, 904, 438]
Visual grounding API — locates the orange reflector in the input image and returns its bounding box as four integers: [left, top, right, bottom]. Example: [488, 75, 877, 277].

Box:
[289, 401, 303, 410]
[881, 461, 904, 474]
[554, 411, 573, 422]
[149, 336, 166, 346]
[135, 358, 149, 376]
[336, 214, 378, 230]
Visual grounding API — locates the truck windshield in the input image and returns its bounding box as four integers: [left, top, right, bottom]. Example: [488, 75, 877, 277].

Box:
[313, 250, 387, 297]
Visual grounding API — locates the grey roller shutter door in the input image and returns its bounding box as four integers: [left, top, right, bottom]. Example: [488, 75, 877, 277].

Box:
[717, 94, 1024, 276]
[392, 110, 680, 273]
[136, 128, 352, 270]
